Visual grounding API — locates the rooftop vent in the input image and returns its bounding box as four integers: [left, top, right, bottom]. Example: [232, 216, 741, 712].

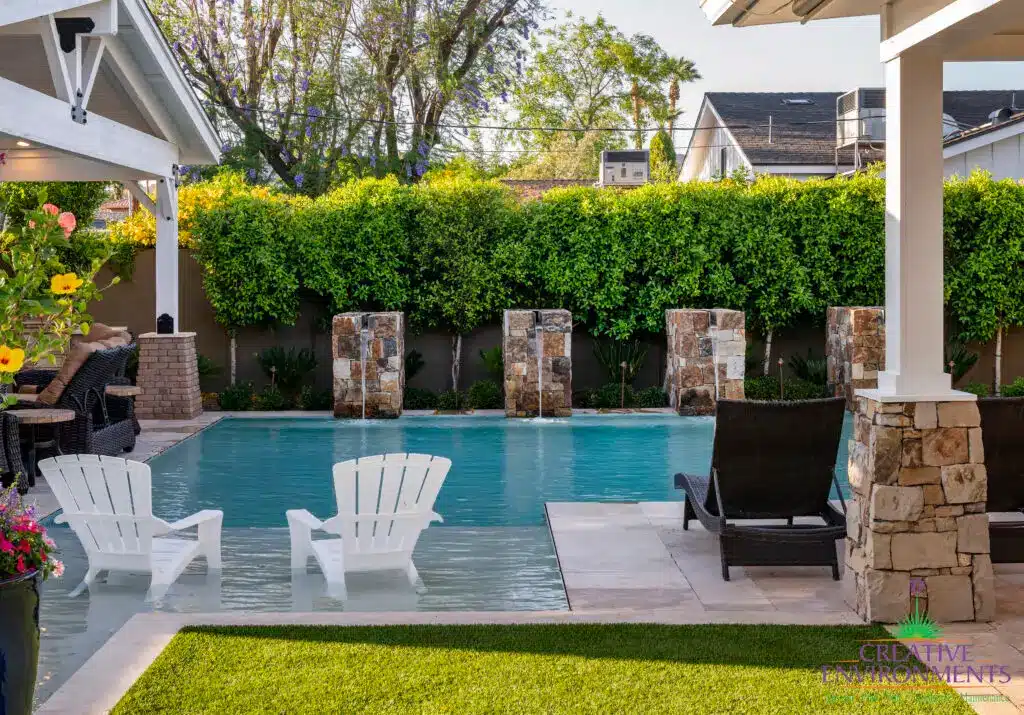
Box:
[781, 98, 814, 106]
[989, 107, 1015, 125]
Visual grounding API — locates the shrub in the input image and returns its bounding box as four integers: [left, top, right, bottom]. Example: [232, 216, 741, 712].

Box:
[436, 389, 466, 411]
[592, 382, 634, 409]
[219, 382, 254, 410]
[962, 382, 991, 398]
[1001, 377, 1024, 397]
[254, 384, 290, 410]
[744, 375, 828, 401]
[788, 350, 828, 386]
[296, 385, 333, 410]
[782, 378, 829, 401]
[404, 387, 439, 410]
[467, 380, 503, 409]
[573, 389, 596, 408]
[257, 347, 317, 397]
[634, 386, 668, 408]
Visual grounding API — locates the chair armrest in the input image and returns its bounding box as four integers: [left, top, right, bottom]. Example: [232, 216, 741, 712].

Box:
[430, 511, 443, 524]
[286, 509, 325, 531]
[163, 509, 224, 532]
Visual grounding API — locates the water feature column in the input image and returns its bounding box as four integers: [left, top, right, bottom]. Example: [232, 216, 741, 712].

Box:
[332, 312, 404, 418]
[665, 309, 745, 416]
[826, 307, 885, 411]
[503, 309, 572, 418]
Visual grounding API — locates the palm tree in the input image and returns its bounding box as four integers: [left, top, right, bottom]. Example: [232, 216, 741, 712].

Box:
[665, 57, 700, 139]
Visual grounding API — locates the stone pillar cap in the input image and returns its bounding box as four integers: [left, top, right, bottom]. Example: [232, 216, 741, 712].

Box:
[139, 332, 197, 339]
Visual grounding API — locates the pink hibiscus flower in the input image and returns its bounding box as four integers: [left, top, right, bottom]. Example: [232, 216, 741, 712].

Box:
[16, 556, 26, 573]
[58, 211, 76, 238]
[41, 203, 59, 215]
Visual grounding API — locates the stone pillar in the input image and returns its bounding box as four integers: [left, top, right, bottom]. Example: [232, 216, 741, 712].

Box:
[332, 312, 404, 419]
[827, 307, 885, 410]
[844, 397, 993, 623]
[503, 310, 571, 418]
[135, 332, 202, 420]
[665, 309, 745, 416]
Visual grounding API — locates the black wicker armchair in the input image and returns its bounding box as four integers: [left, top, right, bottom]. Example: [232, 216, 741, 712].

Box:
[674, 397, 847, 581]
[15, 344, 137, 456]
[978, 397, 1024, 564]
[0, 412, 28, 493]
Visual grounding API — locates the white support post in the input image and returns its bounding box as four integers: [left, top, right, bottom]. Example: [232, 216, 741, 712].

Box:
[873, 48, 960, 401]
[154, 176, 179, 331]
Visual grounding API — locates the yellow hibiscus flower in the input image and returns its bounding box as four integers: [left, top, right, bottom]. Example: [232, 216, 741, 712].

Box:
[0, 345, 25, 373]
[50, 272, 84, 295]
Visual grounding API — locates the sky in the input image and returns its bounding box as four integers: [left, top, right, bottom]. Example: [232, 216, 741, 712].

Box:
[547, 0, 1024, 136]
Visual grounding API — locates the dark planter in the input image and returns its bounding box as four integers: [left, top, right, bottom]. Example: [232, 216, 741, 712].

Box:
[0, 571, 40, 715]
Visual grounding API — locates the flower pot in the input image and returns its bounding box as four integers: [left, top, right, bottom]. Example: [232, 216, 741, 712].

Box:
[0, 571, 40, 715]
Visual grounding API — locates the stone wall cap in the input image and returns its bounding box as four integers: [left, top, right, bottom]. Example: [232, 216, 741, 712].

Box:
[855, 388, 977, 404]
[139, 332, 197, 339]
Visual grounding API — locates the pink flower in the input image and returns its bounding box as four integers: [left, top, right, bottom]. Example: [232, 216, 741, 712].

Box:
[58, 212, 76, 238]
[0, 537, 13, 554]
[41, 203, 59, 215]
[17, 540, 30, 554]
[52, 560, 64, 577]
[16, 556, 26, 573]
[43, 535, 55, 549]
[28, 220, 36, 229]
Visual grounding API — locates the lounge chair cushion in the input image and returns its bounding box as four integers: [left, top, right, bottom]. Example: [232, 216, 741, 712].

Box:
[37, 325, 131, 405]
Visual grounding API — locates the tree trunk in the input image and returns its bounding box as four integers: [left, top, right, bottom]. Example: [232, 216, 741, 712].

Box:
[229, 332, 237, 385]
[762, 330, 773, 377]
[631, 82, 643, 150]
[995, 325, 1003, 396]
[451, 333, 463, 393]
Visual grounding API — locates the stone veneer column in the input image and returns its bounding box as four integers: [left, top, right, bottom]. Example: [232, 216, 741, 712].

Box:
[845, 397, 993, 623]
[665, 309, 745, 416]
[826, 307, 885, 410]
[332, 312, 404, 418]
[135, 332, 202, 419]
[503, 310, 571, 418]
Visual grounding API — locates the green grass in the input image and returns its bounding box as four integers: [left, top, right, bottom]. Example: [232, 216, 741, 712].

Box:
[111, 624, 974, 714]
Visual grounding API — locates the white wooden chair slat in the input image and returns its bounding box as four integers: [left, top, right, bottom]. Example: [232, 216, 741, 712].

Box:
[289, 453, 450, 599]
[40, 455, 223, 600]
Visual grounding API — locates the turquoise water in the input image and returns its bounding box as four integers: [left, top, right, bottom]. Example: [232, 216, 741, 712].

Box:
[147, 415, 852, 529]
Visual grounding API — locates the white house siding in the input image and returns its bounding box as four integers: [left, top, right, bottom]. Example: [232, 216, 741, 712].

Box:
[696, 126, 750, 179]
[944, 134, 1024, 180]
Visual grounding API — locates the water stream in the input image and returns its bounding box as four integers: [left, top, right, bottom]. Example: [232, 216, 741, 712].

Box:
[535, 316, 543, 418]
[359, 324, 368, 420]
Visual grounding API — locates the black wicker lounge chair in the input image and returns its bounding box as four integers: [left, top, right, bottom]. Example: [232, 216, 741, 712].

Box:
[674, 397, 847, 581]
[978, 397, 1024, 564]
[15, 344, 137, 456]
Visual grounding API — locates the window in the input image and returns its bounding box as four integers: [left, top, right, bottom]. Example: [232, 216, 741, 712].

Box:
[719, 147, 728, 176]
[782, 98, 815, 106]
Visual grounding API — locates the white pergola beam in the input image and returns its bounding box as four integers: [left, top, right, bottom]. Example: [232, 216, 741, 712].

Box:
[945, 32, 1024, 60]
[881, 0, 1012, 61]
[0, 150, 152, 181]
[39, 15, 73, 102]
[0, 75, 179, 177]
[80, 36, 105, 107]
[103, 36, 181, 144]
[0, 0, 103, 27]
[126, 181, 157, 215]
[153, 177, 179, 327]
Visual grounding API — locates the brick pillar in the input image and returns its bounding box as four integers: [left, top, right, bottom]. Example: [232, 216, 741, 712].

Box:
[827, 307, 885, 410]
[844, 397, 993, 623]
[332, 312, 404, 419]
[503, 309, 572, 418]
[665, 309, 745, 416]
[135, 332, 202, 420]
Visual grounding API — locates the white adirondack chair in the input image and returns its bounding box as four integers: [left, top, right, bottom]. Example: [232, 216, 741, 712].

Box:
[39, 455, 223, 600]
[286, 453, 450, 599]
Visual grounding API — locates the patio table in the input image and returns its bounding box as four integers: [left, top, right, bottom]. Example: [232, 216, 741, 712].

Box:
[6, 408, 75, 488]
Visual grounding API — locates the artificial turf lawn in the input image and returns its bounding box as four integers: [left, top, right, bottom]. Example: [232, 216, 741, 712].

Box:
[111, 624, 976, 714]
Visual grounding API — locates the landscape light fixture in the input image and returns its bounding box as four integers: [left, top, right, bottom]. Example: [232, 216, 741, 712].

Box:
[15, 140, 30, 147]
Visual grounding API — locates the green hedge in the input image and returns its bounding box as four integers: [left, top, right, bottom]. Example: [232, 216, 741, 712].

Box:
[184, 172, 1023, 352]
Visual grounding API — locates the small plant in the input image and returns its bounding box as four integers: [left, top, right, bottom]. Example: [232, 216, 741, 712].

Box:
[254, 384, 291, 410]
[572, 389, 597, 409]
[944, 340, 979, 383]
[634, 386, 668, 408]
[1001, 377, 1024, 397]
[467, 379, 503, 409]
[296, 385, 333, 410]
[788, 350, 828, 387]
[961, 382, 991, 398]
[479, 346, 504, 383]
[0, 481, 63, 581]
[593, 382, 634, 409]
[218, 382, 254, 410]
[404, 387, 439, 410]
[593, 340, 647, 385]
[436, 389, 466, 411]
[256, 347, 317, 398]
[744, 375, 826, 401]
[405, 350, 425, 381]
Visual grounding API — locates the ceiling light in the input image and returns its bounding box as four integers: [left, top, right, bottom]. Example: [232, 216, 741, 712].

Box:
[15, 140, 30, 147]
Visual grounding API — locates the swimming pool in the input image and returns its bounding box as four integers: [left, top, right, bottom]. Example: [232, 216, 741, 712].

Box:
[144, 414, 852, 529]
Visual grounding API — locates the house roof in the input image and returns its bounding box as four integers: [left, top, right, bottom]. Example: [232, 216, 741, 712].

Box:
[702, 90, 1024, 167]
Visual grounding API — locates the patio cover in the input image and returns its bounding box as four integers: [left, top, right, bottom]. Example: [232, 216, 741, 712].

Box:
[698, 0, 1024, 402]
[0, 0, 220, 332]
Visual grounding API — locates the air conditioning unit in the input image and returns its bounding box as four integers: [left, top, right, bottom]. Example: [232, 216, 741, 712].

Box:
[600, 150, 649, 187]
[837, 88, 886, 148]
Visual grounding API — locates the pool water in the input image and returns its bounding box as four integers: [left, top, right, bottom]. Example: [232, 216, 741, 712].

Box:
[145, 415, 852, 529]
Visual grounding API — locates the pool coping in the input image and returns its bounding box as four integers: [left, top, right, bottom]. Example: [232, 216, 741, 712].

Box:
[36, 606, 877, 715]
